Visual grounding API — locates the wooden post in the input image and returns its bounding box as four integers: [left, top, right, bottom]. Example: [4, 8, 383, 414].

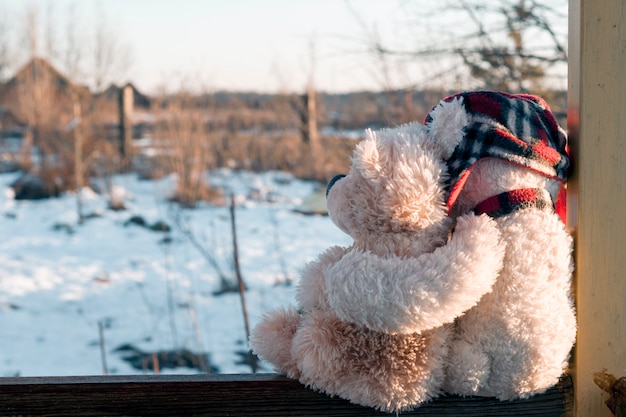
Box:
[118, 84, 134, 169]
[71, 93, 84, 224]
[296, 87, 321, 180]
[229, 194, 258, 373]
[569, 0, 626, 415]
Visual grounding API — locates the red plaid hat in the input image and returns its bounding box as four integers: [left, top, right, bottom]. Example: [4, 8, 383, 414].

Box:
[425, 91, 569, 220]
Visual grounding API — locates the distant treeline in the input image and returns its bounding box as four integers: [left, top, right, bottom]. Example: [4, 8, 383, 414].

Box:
[162, 88, 567, 134]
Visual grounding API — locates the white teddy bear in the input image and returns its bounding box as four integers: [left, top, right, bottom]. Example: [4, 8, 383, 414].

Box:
[426, 90, 576, 400]
[250, 120, 505, 412]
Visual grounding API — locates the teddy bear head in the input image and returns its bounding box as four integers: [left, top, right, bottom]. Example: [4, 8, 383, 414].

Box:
[425, 91, 570, 219]
[325, 121, 462, 243]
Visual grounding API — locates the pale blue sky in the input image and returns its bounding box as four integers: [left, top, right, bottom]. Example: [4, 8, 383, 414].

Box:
[0, 1, 568, 94]
[0, 0, 412, 93]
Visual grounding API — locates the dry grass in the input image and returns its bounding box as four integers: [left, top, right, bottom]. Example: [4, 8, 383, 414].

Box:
[142, 91, 358, 208]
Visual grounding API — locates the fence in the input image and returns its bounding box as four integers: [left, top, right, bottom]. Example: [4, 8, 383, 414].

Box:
[0, 373, 572, 417]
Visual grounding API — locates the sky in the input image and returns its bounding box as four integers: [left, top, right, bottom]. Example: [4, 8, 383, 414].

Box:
[0, 0, 568, 94]
[0, 0, 414, 94]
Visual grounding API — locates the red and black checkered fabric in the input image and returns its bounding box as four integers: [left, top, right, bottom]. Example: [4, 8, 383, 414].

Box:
[474, 188, 553, 219]
[425, 91, 569, 217]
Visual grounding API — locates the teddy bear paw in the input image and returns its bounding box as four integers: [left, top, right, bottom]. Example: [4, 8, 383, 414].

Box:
[249, 305, 301, 378]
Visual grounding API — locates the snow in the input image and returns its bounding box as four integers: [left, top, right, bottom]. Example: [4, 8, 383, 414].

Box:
[0, 169, 351, 377]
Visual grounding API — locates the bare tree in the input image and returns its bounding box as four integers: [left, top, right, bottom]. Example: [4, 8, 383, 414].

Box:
[62, 3, 85, 84]
[92, 4, 131, 93]
[0, 12, 12, 82]
[342, 2, 430, 126]
[15, 7, 60, 171]
[293, 86, 321, 180]
[155, 89, 220, 208]
[3, 2, 133, 201]
[42, 2, 58, 65]
[347, 0, 567, 93]
[289, 39, 324, 180]
[452, 0, 567, 92]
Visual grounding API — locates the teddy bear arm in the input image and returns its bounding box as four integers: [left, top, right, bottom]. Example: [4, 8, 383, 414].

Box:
[325, 213, 504, 334]
[403, 212, 505, 329]
[296, 246, 348, 311]
[426, 211, 506, 314]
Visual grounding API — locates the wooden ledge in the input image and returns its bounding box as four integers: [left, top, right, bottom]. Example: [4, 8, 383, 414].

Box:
[0, 373, 572, 416]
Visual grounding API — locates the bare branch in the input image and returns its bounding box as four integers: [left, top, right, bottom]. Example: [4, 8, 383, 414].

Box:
[344, 0, 567, 92]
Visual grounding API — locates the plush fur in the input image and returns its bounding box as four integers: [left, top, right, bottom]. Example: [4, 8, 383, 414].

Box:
[427, 93, 577, 400]
[250, 122, 505, 412]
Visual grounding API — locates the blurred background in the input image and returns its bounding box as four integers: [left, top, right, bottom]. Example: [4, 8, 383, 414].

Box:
[0, 0, 568, 377]
[0, 0, 567, 190]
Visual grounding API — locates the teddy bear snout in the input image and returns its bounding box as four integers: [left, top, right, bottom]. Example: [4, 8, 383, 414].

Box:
[326, 174, 346, 197]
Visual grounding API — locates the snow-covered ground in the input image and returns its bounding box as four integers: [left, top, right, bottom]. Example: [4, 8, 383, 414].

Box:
[0, 169, 351, 377]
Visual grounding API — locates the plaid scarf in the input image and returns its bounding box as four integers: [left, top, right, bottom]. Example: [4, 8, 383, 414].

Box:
[425, 91, 569, 222]
[474, 188, 553, 219]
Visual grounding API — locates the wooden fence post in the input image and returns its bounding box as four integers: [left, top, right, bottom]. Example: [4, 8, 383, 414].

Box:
[118, 83, 134, 170]
[569, 0, 626, 415]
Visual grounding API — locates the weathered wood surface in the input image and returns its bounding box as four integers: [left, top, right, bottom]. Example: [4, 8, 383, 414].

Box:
[568, 0, 626, 415]
[0, 373, 572, 416]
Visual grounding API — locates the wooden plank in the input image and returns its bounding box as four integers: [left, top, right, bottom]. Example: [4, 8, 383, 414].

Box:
[0, 373, 572, 417]
[569, 0, 626, 415]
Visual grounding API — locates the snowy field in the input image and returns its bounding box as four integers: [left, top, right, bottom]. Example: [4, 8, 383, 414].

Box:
[0, 169, 351, 377]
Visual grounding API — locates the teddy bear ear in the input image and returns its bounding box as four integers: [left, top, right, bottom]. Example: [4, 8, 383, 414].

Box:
[359, 122, 426, 167]
[426, 96, 470, 159]
[357, 128, 381, 164]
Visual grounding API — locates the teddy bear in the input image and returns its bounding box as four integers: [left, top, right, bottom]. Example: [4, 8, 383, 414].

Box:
[250, 120, 506, 412]
[425, 90, 577, 400]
